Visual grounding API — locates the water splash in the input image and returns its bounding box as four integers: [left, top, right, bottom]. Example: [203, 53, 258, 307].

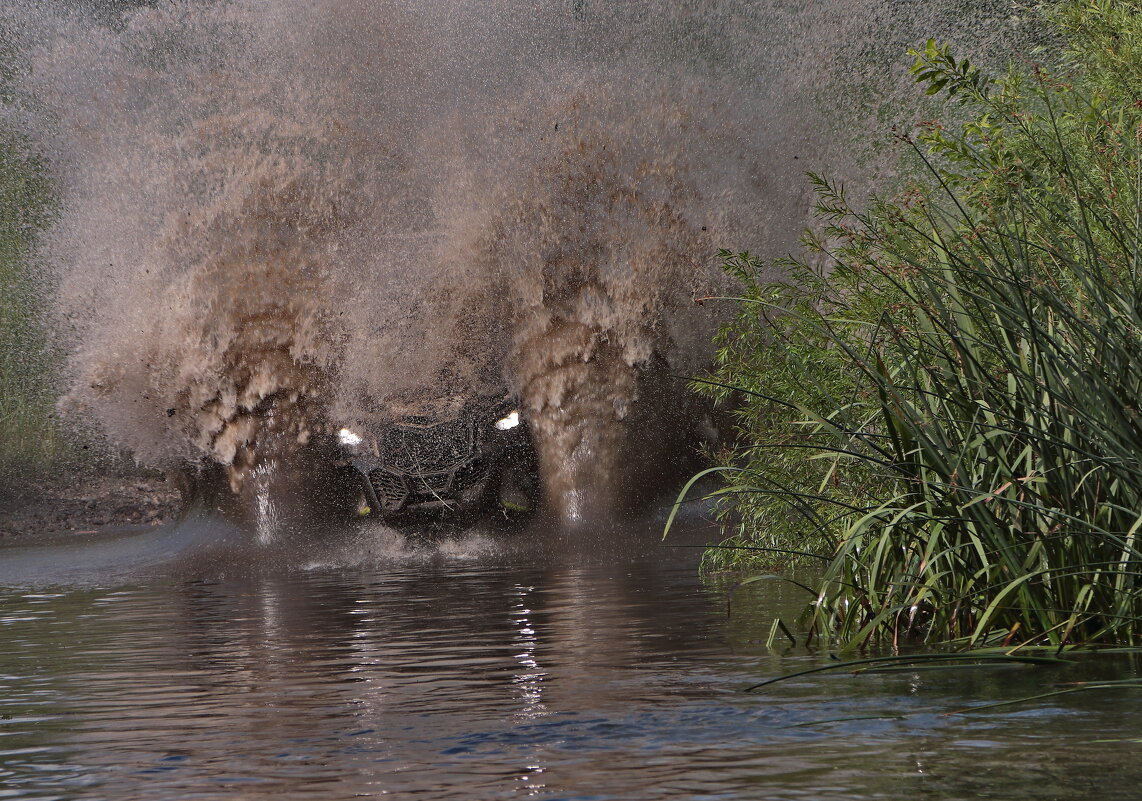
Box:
[1, 0, 1029, 526]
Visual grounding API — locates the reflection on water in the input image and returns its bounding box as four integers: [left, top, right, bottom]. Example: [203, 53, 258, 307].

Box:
[1, 518, 1141, 800]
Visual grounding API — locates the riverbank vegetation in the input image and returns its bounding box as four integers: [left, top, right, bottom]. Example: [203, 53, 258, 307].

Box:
[0, 132, 63, 477]
[694, 0, 1142, 649]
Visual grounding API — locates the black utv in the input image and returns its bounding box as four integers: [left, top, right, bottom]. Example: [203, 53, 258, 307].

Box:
[335, 395, 537, 524]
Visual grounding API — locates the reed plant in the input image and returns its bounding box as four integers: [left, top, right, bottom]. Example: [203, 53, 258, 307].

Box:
[696, 0, 1142, 648]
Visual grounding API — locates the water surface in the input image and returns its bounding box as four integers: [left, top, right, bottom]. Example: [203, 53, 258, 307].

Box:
[1, 517, 1140, 800]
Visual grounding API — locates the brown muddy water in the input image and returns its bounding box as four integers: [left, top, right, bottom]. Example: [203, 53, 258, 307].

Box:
[1, 513, 1140, 800]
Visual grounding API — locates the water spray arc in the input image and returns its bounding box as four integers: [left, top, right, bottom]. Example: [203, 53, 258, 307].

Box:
[2, 0, 1023, 532]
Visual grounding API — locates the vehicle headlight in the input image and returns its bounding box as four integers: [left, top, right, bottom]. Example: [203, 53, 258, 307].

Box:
[494, 410, 520, 431]
[338, 427, 363, 446]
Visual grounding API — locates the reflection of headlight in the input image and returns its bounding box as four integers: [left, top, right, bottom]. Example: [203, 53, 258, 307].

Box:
[338, 427, 363, 446]
[494, 410, 520, 431]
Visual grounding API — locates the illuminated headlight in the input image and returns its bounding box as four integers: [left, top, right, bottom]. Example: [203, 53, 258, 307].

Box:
[338, 427, 363, 446]
[494, 410, 520, 431]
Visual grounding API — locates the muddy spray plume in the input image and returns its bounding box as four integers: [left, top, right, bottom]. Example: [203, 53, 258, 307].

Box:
[1, 0, 1030, 529]
[463, 78, 736, 519]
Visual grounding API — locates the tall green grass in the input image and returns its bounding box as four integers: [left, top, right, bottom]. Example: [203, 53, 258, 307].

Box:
[694, 0, 1142, 649]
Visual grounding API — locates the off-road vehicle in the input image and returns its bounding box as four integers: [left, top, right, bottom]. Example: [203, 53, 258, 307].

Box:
[336, 395, 537, 523]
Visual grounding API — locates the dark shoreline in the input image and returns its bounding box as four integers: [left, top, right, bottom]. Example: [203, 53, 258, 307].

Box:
[0, 469, 184, 539]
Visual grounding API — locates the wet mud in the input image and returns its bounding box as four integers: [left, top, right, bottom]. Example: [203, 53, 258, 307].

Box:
[0, 470, 182, 539]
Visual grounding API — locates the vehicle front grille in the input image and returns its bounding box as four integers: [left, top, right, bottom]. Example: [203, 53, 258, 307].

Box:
[360, 416, 490, 513]
[381, 418, 474, 475]
[408, 470, 454, 496]
[451, 457, 491, 493]
[369, 469, 409, 512]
